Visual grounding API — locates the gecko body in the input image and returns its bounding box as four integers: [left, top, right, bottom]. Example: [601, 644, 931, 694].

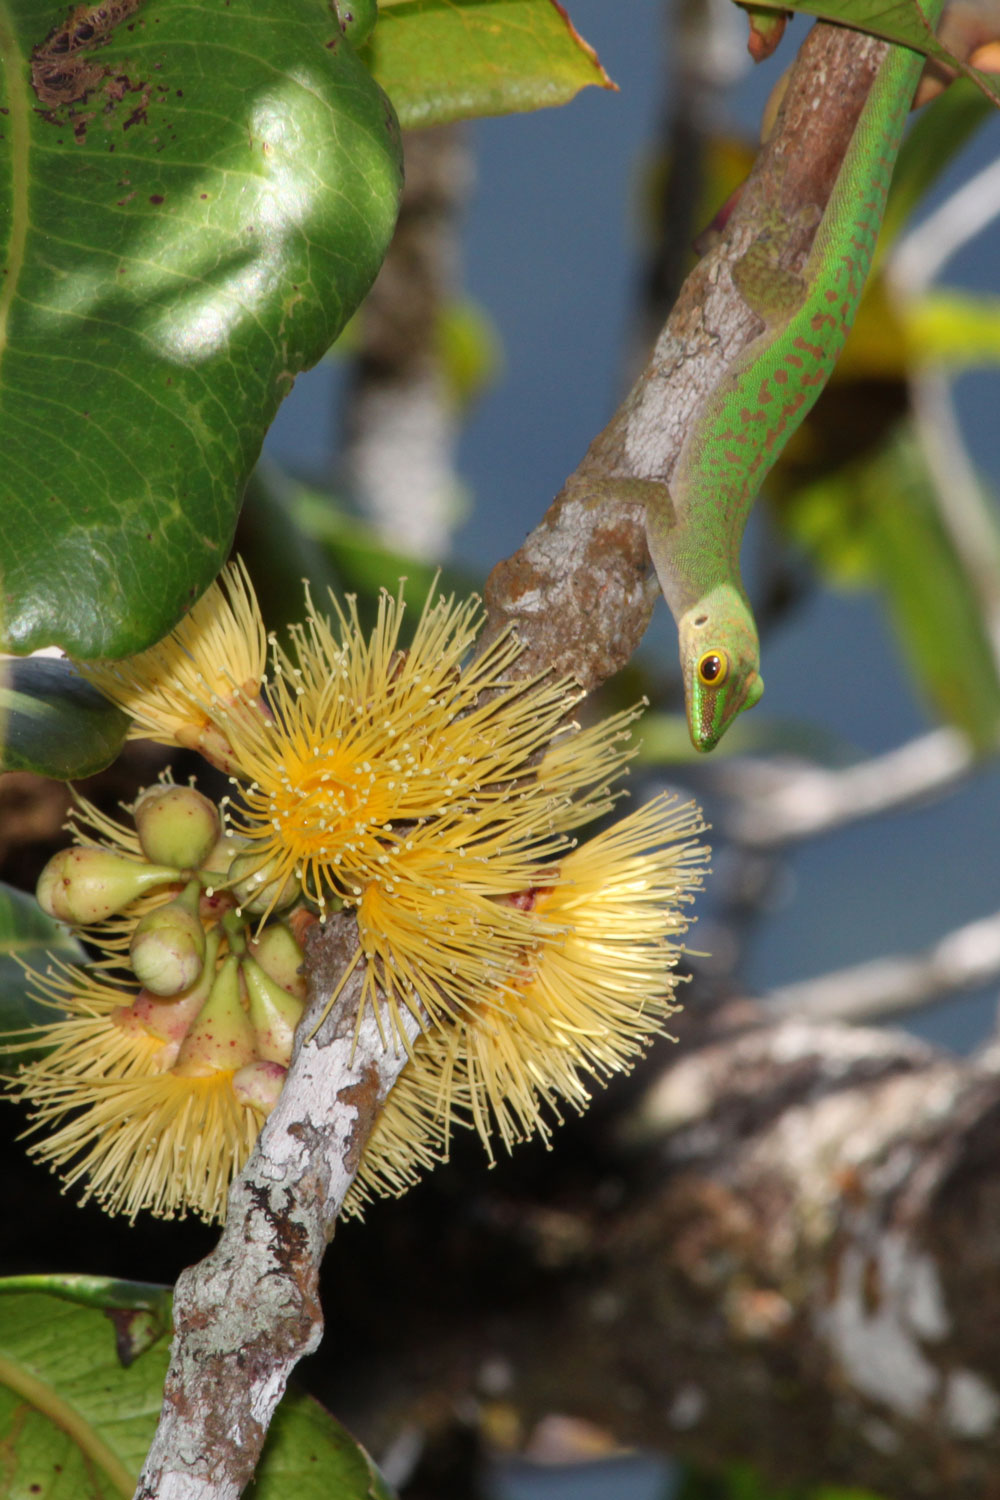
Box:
[647, 11, 942, 750]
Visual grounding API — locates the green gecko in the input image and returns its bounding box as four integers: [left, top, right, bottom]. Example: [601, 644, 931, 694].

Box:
[637, 8, 942, 752]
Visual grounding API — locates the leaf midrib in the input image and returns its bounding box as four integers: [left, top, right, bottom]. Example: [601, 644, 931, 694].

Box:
[0, 1349, 137, 1496]
[0, 6, 30, 379]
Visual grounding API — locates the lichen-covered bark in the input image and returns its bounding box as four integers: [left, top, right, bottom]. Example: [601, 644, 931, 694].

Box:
[133, 917, 422, 1500]
[325, 1010, 1000, 1498]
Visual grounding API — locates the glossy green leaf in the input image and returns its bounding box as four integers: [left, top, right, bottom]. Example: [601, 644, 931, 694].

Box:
[0, 1276, 173, 1366]
[249, 1388, 396, 1500]
[0, 656, 129, 777]
[365, 0, 614, 129]
[747, 0, 1000, 105]
[0, 881, 82, 1064]
[785, 425, 1000, 751]
[0, 1, 402, 660]
[0, 1278, 396, 1498]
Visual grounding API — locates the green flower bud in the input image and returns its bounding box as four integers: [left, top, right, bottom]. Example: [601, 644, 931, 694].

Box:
[124, 932, 223, 1057]
[231, 1060, 287, 1116]
[241, 957, 305, 1066]
[37, 847, 179, 926]
[134, 784, 221, 870]
[129, 883, 207, 997]
[227, 850, 299, 916]
[248, 922, 306, 1000]
[200, 830, 248, 883]
[173, 955, 256, 1076]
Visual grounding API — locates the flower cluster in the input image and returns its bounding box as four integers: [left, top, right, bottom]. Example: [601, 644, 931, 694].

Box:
[10, 564, 709, 1222]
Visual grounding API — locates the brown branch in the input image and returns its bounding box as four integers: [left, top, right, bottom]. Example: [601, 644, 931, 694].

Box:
[482, 19, 891, 685]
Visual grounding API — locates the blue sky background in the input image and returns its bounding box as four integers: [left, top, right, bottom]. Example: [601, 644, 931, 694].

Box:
[265, 1, 1000, 1054]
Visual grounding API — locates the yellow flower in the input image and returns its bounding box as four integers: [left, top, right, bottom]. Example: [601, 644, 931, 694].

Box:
[75, 559, 267, 769]
[8, 961, 172, 1081]
[19, 565, 712, 1226]
[217, 584, 637, 922]
[348, 793, 709, 1206]
[10, 958, 267, 1223]
[21, 1069, 260, 1224]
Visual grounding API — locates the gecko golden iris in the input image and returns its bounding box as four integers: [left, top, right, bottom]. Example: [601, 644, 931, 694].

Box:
[637, 3, 941, 752]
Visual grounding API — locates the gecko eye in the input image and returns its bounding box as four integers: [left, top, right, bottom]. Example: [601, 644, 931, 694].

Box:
[697, 651, 728, 687]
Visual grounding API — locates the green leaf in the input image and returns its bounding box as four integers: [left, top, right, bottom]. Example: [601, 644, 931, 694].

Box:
[250, 1389, 396, 1500]
[0, 1276, 172, 1366]
[288, 478, 478, 615]
[904, 289, 1000, 369]
[747, 0, 1000, 106]
[785, 425, 1000, 751]
[0, 881, 83, 1065]
[0, 1278, 396, 1498]
[364, 0, 614, 130]
[0, 1282, 170, 1497]
[0, 1, 402, 660]
[0, 657, 129, 777]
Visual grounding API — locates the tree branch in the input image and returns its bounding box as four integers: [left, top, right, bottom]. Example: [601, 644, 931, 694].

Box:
[482, 19, 890, 686]
[135, 18, 918, 1497]
[714, 726, 974, 849]
[327, 1013, 1000, 1500]
[765, 904, 1000, 1024]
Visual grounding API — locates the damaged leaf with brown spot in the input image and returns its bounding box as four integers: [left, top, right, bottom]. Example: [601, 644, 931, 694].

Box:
[0, 0, 402, 657]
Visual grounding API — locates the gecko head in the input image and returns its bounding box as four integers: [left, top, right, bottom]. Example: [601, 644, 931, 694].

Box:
[679, 589, 763, 753]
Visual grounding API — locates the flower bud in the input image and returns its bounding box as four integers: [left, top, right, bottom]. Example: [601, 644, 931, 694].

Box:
[37, 847, 179, 926]
[231, 1060, 287, 1115]
[227, 850, 298, 916]
[134, 784, 221, 870]
[248, 922, 306, 1000]
[120, 932, 223, 1061]
[173, 955, 256, 1076]
[241, 957, 304, 1065]
[129, 885, 207, 997]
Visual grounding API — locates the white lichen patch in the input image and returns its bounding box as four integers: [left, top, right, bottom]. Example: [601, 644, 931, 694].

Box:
[944, 1369, 1000, 1438]
[820, 1234, 950, 1418]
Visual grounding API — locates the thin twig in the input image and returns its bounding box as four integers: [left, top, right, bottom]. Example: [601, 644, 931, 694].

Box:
[133, 915, 423, 1500]
[891, 152, 1000, 293]
[765, 905, 1000, 1024]
[716, 726, 974, 849]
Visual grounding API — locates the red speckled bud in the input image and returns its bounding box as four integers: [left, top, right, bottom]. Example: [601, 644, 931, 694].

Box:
[242, 957, 304, 1066]
[248, 921, 306, 1000]
[134, 784, 221, 870]
[227, 850, 299, 916]
[129, 894, 207, 997]
[173, 955, 256, 1076]
[232, 1059, 287, 1115]
[37, 847, 178, 926]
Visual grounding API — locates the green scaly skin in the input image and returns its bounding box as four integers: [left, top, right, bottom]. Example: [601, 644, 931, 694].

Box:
[646, 12, 942, 751]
